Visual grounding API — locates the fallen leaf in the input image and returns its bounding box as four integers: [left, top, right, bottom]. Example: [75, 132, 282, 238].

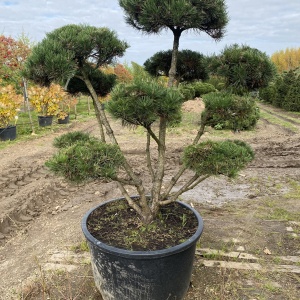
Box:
[264, 247, 272, 255]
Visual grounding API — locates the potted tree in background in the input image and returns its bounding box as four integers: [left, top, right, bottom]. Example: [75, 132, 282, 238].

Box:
[24, 2, 257, 299]
[28, 83, 70, 127]
[0, 35, 31, 140]
[0, 82, 23, 141]
[56, 93, 78, 124]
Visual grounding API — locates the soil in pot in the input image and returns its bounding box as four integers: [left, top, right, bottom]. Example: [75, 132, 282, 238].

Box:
[87, 198, 199, 251]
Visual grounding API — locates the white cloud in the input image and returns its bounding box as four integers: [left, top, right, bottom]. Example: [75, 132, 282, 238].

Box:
[0, 0, 299, 64]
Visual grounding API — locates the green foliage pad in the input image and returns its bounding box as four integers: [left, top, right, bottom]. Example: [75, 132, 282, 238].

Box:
[107, 78, 183, 127]
[53, 131, 93, 149]
[46, 135, 125, 182]
[203, 92, 260, 130]
[183, 140, 254, 177]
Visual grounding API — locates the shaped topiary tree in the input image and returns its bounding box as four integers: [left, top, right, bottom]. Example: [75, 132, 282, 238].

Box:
[119, 0, 228, 87]
[144, 49, 208, 85]
[27, 3, 255, 225]
[31, 5, 256, 298]
[211, 44, 277, 95]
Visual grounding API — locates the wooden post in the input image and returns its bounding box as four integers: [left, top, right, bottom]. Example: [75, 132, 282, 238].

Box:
[22, 78, 35, 134]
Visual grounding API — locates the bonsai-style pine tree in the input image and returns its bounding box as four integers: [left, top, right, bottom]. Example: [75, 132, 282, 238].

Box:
[210, 44, 277, 94]
[42, 3, 254, 225]
[144, 49, 208, 85]
[119, 0, 228, 87]
[24, 24, 128, 141]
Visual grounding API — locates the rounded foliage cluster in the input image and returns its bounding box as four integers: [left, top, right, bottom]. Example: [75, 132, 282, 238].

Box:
[179, 82, 216, 101]
[46, 132, 125, 182]
[24, 24, 128, 92]
[144, 49, 208, 84]
[119, 0, 228, 39]
[191, 82, 216, 98]
[107, 78, 184, 127]
[67, 67, 116, 97]
[178, 84, 196, 101]
[202, 92, 260, 131]
[53, 131, 92, 149]
[183, 140, 254, 178]
[211, 44, 276, 94]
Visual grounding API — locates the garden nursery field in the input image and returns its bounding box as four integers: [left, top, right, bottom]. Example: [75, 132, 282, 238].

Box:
[0, 99, 300, 300]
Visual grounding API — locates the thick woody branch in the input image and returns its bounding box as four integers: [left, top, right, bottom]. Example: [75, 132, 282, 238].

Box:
[146, 132, 155, 181]
[159, 174, 210, 205]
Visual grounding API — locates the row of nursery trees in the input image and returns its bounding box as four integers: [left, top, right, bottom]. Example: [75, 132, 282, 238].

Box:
[260, 47, 300, 111]
[1, 30, 299, 131]
[259, 67, 300, 112]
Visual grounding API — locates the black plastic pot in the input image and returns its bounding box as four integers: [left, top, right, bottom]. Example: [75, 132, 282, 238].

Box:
[0, 125, 17, 141]
[38, 115, 53, 127]
[82, 197, 204, 300]
[57, 114, 70, 124]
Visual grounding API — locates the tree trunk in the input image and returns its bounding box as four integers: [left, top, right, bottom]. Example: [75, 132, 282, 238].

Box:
[151, 117, 167, 216]
[168, 30, 181, 87]
[81, 72, 153, 223]
[91, 100, 106, 142]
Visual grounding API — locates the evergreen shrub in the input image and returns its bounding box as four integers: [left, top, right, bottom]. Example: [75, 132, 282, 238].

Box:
[178, 84, 195, 101]
[202, 92, 259, 131]
[193, 82, 216, 97]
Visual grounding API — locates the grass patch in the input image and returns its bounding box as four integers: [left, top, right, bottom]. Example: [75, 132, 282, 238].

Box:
[15, 265, 99, 300]
[263, 282, 281, 293]
[0, 96, 95, 150]
[71, 240, 89, 253]
[256, 198, 300, 222]
[284, 180, 300, 199]
[259, 111, 299, 133]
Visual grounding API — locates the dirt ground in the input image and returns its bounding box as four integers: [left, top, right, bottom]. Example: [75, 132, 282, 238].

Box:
[0, 100, 300, 300]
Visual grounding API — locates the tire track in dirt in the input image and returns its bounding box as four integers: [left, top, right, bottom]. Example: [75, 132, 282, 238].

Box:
[257, 117, 296, 134]
[0, 155, 81, 243]
[247, 103, 300, 169]
[0, 119, 104, 245]
[259, 104, 300, 127]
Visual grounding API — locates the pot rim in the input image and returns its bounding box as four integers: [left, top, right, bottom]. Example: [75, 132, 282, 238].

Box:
[0, 124, 16, 129]
[81, 196, 204, 259]
[38, 115, 54, 118]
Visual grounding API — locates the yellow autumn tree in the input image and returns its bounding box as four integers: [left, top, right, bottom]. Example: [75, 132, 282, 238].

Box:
[271, 47, 300, 72]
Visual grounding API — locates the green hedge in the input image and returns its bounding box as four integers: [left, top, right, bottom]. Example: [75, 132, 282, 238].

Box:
[259, 69, 300, 112]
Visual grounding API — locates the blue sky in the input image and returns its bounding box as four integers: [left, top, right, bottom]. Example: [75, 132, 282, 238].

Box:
[0, 0, 299, 65]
